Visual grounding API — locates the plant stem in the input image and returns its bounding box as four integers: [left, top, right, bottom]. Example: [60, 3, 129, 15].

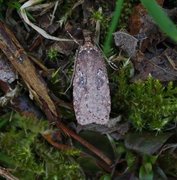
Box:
[103, 0, 124, 56]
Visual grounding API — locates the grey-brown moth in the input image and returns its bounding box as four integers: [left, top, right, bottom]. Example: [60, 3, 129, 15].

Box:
[73, 36, 111, 125]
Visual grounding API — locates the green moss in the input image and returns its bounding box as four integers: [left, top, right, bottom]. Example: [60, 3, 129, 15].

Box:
[0, 113, 84, 179]
[111, 65, 177, 131]
[47, 48, 59, 61]
[91, 10, 104, 22]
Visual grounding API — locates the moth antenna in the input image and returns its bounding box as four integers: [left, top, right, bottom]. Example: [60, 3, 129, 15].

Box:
[64, 30, 83, 94]
[64, 81, 72, 94]
[94, 7, 102, 44]
[95, 43, 119, 70]
[66, 31, 80, 45]
[64, 50, 79, 94]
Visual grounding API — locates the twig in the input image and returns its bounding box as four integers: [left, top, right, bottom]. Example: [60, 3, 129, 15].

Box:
[0, 166, 19, 180]
[42, 128, 115, 173]
[42, 131, 74, 151]
[56, 122, 113, 166]
[50, 1, 59, 25]
[165, 53, 177, 70]
[0, 21, 58, 119]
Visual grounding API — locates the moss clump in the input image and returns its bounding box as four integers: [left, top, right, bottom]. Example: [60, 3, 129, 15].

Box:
[111, 65, 177, 131]
[0, 113, 84, 180]
[47, 48, 59, 61]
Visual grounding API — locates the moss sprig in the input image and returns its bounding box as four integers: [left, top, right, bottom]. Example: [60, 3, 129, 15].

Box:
[111, 66, 177, 132]
[0, 113, 83, 179]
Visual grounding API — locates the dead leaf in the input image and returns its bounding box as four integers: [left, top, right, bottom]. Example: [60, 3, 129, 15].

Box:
[114, 31, 138, 57]
[125, 132, 172, 155]
[132, 48, 177, 82]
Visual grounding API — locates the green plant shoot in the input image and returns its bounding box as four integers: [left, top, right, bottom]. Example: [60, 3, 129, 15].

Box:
[103, 0, 124, 56]
[140, 0, 177, 42]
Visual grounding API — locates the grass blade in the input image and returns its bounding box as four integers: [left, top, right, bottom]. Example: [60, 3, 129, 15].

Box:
[140, 0, 177, 42]
[103, 0, 124, 56]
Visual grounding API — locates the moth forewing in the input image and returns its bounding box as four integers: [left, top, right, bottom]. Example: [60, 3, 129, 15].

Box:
[73, 41, 111, 125]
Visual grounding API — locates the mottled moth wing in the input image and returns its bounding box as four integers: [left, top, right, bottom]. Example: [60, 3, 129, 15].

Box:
[73, 41, 111, 125]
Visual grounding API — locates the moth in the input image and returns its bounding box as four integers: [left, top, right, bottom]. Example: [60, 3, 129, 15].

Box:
[73, 35, 111, 125]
